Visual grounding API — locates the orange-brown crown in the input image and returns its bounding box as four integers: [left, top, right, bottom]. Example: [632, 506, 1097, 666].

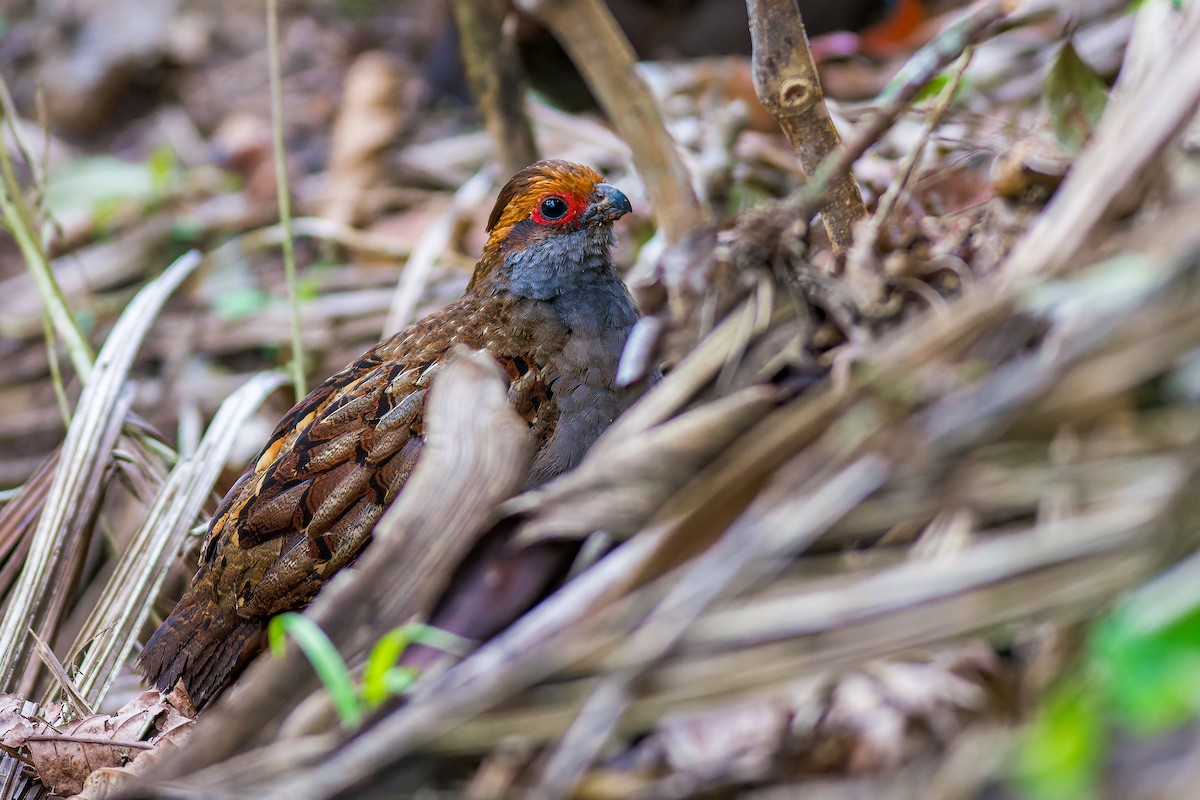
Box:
[483, 160, 606, 251]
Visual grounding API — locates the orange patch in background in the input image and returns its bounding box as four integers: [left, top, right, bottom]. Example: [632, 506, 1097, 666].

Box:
[860, 0, 929, 55]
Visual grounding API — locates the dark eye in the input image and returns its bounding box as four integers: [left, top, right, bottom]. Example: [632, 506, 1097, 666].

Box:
[539, 196, 569, 221]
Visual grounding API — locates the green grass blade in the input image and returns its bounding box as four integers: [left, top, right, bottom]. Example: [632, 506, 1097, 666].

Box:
[268, 613, 362, 728]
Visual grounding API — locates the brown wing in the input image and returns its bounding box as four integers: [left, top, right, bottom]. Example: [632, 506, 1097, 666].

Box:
[198, 342, 447, 620]
[140, 299, 565, 707]
[198, 347, 559, 622]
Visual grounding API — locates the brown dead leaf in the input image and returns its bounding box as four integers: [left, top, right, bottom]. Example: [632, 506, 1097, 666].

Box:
[0, 689, 194, 797]
[211, 112, 276, 202]
[991, 137, 1070, 203]
[0, 694, 38, 749]
[76, 721, 193, 800]
[28, 702, 158, 795]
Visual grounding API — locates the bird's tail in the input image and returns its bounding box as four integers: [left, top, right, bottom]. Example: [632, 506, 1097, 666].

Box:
[138, 589, 266, 710]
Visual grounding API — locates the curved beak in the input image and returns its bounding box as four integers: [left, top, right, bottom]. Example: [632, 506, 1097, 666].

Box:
[588, 183, 633, 223]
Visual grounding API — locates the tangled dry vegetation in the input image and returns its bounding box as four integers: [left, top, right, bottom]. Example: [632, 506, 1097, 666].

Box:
[3, 0, 1200, 797]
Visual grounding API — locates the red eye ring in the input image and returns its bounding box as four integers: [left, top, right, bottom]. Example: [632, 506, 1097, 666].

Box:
[532, 193, 583, 225]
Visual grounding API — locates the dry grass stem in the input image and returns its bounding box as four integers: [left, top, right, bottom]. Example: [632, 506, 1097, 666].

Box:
[0, 251, 201, 693]
[266, 0, 306, 402]
[62, 371, 288, 709]
[4, 2, 1200, 797]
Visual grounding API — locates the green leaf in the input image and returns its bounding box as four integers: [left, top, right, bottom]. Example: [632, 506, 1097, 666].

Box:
[1092, 599, 1200, 734]
[1013, 681, 1106, 800]
[1014, 556, 1200, 797]
[267, 613, 362, 728]
[1044, 40, 1109, 153]
[407, 623, 475, 657]
[913, 73, 951, 103]
[147, 146, 178, 190]
[44, 156, 168, 220]
[214, 287, 275, 320]
[361, 627, 413, 709]
[359, 623, 472, 708]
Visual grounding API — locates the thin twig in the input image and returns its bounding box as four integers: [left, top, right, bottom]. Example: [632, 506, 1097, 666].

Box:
[869, 49, 973, 237]
[24, 735, 153, 751]
[28, 627, 94, 717]
[844, 48, 974, 307]
[42, 310, 70, 426]
[797, 0, 1007, 225]
[266, 0, 306, 402]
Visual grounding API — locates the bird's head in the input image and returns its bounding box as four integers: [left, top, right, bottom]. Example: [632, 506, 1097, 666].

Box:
[469, 160, 632, 297]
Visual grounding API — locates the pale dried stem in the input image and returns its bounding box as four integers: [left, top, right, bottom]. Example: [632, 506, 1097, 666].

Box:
[529, 457, 887, 798]
[0, 251, 199, 699]
[143, 348, 533, 786]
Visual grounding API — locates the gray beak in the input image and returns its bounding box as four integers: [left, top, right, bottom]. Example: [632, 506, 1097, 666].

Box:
[590, 183, 633, 222]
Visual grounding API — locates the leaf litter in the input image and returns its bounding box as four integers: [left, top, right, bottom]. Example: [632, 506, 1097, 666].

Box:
[0, 0, 1199, 798]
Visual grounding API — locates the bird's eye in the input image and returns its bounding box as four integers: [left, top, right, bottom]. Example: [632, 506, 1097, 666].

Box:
[539, 196, 569, 221]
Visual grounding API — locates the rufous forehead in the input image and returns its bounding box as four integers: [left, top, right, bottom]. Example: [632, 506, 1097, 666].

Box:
[487, 161, 605, 235]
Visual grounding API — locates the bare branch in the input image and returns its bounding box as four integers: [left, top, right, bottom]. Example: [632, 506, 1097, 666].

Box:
[747, 0, 866, 255]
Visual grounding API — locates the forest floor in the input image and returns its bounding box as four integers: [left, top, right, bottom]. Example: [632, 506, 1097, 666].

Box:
[2, 0, 1200, 798]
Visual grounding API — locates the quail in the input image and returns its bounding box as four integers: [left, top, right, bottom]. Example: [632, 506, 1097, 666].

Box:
[140, 160, 641, 709]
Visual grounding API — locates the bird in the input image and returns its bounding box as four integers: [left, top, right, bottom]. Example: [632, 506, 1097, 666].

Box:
[139, 160, 642, 710]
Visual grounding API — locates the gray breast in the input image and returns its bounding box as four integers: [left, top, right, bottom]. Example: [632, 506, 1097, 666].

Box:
[528, 275, 642, 486]
[503, 226, 646, 486]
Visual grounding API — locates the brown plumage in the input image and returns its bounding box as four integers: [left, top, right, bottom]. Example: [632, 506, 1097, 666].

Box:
[139, 160, 640, 709]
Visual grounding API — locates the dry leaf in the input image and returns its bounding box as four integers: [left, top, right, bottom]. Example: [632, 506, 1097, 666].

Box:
[0, 689, 194, 797]
[0, 694, 38, 748]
